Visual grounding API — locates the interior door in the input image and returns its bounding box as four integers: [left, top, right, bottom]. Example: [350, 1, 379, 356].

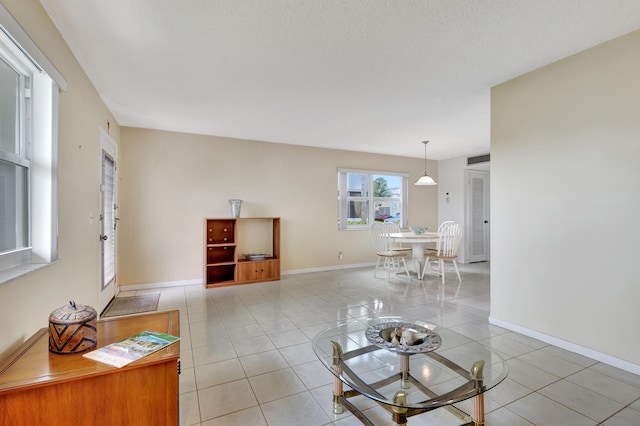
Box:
[466, 170, 490, 262]
[98, 128, 118, 313]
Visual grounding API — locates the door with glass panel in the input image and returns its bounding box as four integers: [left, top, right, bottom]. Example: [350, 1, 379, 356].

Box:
[98, 129, 117, 313]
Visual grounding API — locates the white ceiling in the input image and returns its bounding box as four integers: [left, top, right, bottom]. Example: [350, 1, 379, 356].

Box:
[39, 0, 640, 160]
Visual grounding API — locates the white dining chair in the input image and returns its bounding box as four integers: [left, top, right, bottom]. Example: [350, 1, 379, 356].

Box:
[371, 222, 411, 281]
[383, 222, 412, 254]
[422, 221, 462, 284]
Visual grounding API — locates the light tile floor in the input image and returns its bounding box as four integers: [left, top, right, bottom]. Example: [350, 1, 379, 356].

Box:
[120, 263, 640, 425]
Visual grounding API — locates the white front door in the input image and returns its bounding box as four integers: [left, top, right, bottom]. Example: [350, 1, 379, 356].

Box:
[466, 170, 490, 263]
[98, 128, 118, 313]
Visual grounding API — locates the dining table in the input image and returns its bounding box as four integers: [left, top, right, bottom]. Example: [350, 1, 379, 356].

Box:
[389, 232, 440, 279]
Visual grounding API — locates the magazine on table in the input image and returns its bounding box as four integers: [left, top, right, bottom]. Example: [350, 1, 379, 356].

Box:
[83, 330, 180, 368]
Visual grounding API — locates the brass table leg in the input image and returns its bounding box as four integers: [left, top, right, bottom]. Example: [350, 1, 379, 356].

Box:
[400, 354, 410, 389]
[470, 360, 486, 425]
[331, 341, 344, 414]
[392, 390, 408, 426]
[473, 394, 485, 426]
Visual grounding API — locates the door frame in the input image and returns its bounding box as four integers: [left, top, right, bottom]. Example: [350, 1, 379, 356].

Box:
[98, 126, 118, 313]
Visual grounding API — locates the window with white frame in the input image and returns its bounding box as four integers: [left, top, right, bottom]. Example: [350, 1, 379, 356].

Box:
[338, 168, 408, 230]
[0, 53, 29, 257]
[0, 14, 63, 282]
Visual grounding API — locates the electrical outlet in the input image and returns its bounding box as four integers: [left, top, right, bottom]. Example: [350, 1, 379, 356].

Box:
[338, 252, 344, 261]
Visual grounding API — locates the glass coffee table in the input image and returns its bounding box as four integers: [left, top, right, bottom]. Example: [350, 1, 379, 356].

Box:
[312, 317, 508, 426]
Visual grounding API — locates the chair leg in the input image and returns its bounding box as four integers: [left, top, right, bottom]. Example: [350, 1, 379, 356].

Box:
[440, 259, 445, 285]
[453, 260, 461, 282]
[376, 256, 412, 282]
[401, 258, 411, 278]
[374, 257, 382, 278]
[421, 256, 431, 278]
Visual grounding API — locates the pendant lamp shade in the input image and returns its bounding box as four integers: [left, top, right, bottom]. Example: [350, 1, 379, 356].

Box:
[415, 175, 437, 185]
[414, 141, 437, 186]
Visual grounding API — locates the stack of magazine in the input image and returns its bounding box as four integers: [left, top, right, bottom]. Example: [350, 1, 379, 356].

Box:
[83, 330, 180, 368]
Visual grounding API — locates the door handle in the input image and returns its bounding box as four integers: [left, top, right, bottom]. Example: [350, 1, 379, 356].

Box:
[100, 235, 108, 241]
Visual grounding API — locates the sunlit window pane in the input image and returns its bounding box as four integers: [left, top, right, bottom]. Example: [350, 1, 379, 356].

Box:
[347, 200, 369, 225]
[0, 159, 28, 253]
[0, 58, 19, 154]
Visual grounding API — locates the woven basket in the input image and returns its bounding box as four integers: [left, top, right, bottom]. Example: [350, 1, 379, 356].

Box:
[49, 300, 97, 354]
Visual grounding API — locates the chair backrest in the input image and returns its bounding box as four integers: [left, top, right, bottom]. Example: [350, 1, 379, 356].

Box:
[383, 222, 405, 250]
[371, 223, 388, 253]
[437, 220, 455, 233]
[436, 221, 462, 257]
[371, 222, 398, 253]
[384, 221, 402, 235]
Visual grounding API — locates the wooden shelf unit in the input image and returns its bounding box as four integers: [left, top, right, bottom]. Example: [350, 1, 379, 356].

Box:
[204, 217, 280, 288]
[0, 310, 180, 426]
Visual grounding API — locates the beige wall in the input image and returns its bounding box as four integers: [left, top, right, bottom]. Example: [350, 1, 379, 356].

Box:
[0, 0, 120, 358]
[490, 31, 640, 367]
[118, 128, 438, 286]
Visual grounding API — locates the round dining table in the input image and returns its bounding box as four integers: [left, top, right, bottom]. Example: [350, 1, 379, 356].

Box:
[388, 232, 440, 279]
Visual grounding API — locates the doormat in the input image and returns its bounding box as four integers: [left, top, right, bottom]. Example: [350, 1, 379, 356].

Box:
[102, 294, 160, 318]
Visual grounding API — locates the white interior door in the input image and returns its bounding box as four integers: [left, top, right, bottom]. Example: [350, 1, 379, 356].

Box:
[98, 128, 117, 313]
[466, 170, 490, 262]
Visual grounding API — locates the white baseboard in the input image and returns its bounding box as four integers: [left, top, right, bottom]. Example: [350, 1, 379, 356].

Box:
[489, 316, 640, 376]
[282, 262, 375, 275]
[121, 278, 202, 292]
[119, 263, 375, 291]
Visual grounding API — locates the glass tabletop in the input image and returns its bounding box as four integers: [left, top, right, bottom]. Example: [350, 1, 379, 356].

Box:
[312, 316, 508, 411]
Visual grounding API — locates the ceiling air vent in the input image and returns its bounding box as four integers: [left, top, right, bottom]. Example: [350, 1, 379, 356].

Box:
[467, 154, 490, 165]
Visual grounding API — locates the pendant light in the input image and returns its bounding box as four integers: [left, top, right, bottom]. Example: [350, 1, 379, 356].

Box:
[414, 141, 437, 185]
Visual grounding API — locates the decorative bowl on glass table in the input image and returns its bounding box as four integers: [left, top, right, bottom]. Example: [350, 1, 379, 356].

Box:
[364, 319, 442, 354]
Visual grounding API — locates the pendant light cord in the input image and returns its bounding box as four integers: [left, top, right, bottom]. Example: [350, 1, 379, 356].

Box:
[423, 141, 428, 174]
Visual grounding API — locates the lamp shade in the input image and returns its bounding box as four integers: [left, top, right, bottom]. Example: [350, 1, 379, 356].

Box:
[415, 140, 437, 186]
[414, 174, 437, 186]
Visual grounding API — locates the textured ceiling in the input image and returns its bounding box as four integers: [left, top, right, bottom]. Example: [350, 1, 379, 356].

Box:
[39, 0, 640, 160]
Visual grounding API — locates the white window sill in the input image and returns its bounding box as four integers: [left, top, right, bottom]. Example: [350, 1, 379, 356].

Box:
[0, 262, 55, 285]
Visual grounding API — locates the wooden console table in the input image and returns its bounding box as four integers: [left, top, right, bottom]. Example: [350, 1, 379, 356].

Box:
[0, 310, 180, 426]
